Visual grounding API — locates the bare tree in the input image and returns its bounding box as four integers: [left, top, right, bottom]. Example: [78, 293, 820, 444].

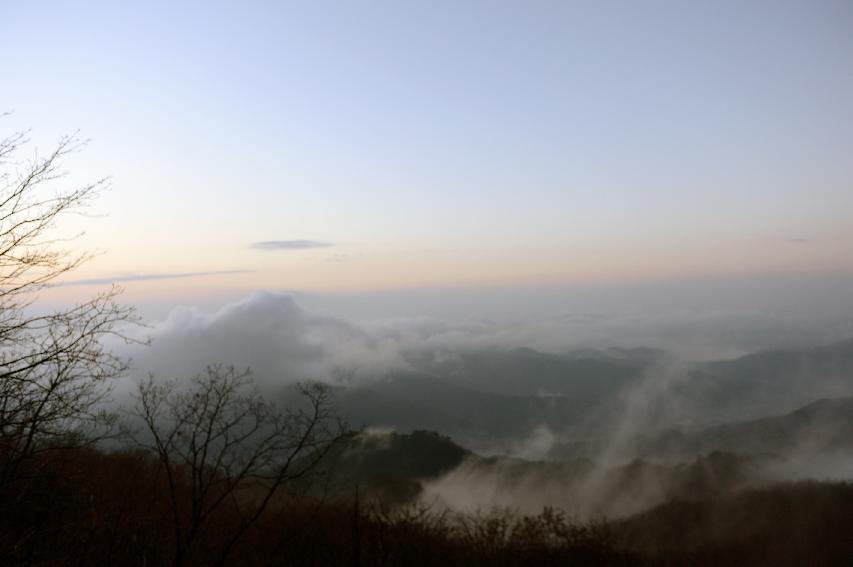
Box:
[131, 365, 345, 567]
[0, 125, 138, 495]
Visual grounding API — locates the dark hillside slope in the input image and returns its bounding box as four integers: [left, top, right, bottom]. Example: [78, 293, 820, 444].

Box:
[635, 395, 853, 459]
[618, 481, 853, 566]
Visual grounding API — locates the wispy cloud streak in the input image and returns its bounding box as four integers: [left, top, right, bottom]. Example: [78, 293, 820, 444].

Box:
[250, 240, 331, 251]
[60, 270, 252, 286]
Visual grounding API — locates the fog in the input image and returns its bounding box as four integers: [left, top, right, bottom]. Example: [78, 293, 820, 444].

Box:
[118, 270, 853, 388]
[107, 282, 853, 520]
[297, 271, 853, 358]
[117, 292, 410, 392]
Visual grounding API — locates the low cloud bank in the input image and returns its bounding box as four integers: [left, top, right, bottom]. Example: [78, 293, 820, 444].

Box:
[122, 292, 408, 389]
[117, 293, 702, 390]
[420, 449, 853, 520]
[118, 291, 853, 392]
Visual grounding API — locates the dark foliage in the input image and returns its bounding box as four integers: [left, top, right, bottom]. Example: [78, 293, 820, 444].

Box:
[620, 481, 853, 566]
[1, 442, 852, 566]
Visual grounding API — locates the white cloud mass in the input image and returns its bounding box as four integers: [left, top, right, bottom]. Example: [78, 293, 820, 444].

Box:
[117, 285, 853, 396]
[124, 292, 408, 389]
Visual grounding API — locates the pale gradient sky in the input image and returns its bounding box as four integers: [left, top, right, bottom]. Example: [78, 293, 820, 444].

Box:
[3, 0, 853, 299]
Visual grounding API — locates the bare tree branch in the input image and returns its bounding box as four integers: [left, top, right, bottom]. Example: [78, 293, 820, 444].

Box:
[129, 366, 345, 567]
[0, 124, 140, 497]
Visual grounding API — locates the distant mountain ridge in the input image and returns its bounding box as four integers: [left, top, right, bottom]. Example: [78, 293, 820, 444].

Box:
[634, 395, 853, 459]
[311, 338, 853, 450]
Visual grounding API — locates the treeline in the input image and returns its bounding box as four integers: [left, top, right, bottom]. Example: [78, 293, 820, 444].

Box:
[2, 441, 853, 565]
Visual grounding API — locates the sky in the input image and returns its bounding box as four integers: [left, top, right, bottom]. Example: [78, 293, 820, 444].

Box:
[3, 1, 853, 322]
